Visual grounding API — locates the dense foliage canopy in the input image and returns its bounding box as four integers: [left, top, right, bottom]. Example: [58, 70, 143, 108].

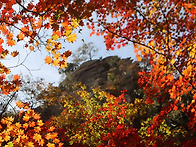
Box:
[0, 0, 195, 146]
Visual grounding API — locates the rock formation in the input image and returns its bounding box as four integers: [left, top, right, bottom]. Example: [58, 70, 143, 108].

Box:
[59, 56, 142, 102]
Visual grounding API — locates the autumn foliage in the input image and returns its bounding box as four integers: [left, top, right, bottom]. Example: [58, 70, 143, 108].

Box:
[0, 101, 64, 146]
[0, 0, 196, 146]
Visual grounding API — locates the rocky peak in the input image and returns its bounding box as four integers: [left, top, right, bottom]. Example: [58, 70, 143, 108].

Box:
[60, 56, 142, 102]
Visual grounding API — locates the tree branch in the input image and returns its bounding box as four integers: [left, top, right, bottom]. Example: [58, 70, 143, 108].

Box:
[0, 92, 16, 119]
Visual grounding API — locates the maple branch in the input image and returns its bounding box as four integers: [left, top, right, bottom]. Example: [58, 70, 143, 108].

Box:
[8, 51, 31, 69]
[134, 8, 154, 25]
[1, 18, 47, 52]
[15, 0, 40, 16]
[1, 20, 41, 44]
[0, 92, 16, 119]
[102, 24, 166, 57]
[101, 23, 196, 91]
[15, 0, 52, 17]
[8, 102, 17, 116]
[8, 50, 42, 76]
[157, 0, 171, 54]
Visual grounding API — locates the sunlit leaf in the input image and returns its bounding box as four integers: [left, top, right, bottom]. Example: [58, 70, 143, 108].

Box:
[66, 33, 77, 43]
[45, 56, 53, 64]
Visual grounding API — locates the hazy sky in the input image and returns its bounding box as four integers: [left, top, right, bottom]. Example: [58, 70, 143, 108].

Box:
[4, 25, 136, 86]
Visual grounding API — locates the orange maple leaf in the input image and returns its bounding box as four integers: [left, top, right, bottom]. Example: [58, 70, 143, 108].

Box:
[16, 101, 23, 109]
[23, 115, 30, 122]
[33, 113, 41, 120]
[29, 121, 36, 127]
[23, 123, 28, 130]
[7, 39, 16, 46]
[33, 133, 42, 141]
[45, 56, 53, 64]
[17, 33, 25, 41]
[14, 74, 20, 80]
[48, 126, 55, 132]
[50, 132, 58, 139]
[0, 37, 4, 44]
[173, 105, 178, 111]
[0, 46, 4, 53]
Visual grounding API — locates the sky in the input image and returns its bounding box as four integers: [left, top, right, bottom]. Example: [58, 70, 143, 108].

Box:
[2, 22, 136, 86]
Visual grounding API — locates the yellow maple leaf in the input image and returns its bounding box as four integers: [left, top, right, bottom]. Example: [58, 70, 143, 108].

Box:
[4, 134, 10, 142]
[47, 39, 52, 44]
[26, 142, 34, 147]
[60, 62, 67, 69]
[52, 34, 59, 41]
[37, 120, 44, 126]
[47, 143, 55, 147]
[45, 45, 53, 51]
[148, 40, 155, 46]
[36, 41, 39, 46]
[45, 133, 52, 140]
[34, 126, 41, 133]
[53, 52, 60, 58]
[58, 143, 64, 147]
[7, 116, 14, 122]
[15, 122, 21, 128]
[53, 138, 60, 144]
[71, 18, 79, 29]
[11, 51, 19, 57]
[66, 33, 77, 43]
[17, 129, 24, 136]
[53, 58, 59, 67]
[39, 138, 45, 146]
[170, 59, 175, 64]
